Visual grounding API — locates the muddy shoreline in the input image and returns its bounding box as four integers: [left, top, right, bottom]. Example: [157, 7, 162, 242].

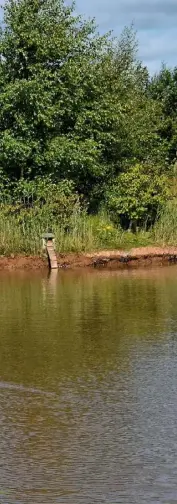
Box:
[0, 246, 177, 270]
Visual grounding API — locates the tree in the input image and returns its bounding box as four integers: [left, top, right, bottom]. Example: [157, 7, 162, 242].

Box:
[105, 163, 169, 229]
[0, 0, 108, 182]
[0, 1, 169, 223]
[149, 66, 177, 164]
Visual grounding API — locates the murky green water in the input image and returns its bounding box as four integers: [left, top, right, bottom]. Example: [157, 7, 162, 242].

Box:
[1, 266, 177, 503]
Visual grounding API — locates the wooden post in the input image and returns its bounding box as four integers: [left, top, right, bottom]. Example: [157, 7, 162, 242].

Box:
[42, 233, 58, 270]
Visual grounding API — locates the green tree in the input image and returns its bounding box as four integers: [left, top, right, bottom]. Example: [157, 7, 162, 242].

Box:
[0, 3, 165, 201]
[149, 66, 177, 164]
[0, 0, 108, 183]
[0, 0, 169, 227]
[106, 163, 169, 229]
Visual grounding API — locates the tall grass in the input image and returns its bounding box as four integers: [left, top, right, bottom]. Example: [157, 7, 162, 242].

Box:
[154, 200, 177, 245]
[0, 176, 156, 255]
[0, 207, 153, 256]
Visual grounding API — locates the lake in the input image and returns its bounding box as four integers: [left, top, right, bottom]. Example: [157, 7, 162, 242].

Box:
[1, 266, 177, 503]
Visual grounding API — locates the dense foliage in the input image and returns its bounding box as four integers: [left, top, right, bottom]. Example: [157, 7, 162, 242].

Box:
[0, 0, 176, 244]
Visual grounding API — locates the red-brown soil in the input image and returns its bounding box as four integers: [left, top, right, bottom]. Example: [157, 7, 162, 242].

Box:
[0, 255, 47, 270]
[1, 246, 177, 270]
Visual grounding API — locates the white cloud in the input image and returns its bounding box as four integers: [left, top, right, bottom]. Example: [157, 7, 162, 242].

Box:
[75, 0, 177, 72]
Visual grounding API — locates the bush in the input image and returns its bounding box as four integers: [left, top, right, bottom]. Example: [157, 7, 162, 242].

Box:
[105, 163, 169, 230]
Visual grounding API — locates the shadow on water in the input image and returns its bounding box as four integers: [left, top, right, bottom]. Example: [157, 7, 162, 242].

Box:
[0, 265, 177, 502]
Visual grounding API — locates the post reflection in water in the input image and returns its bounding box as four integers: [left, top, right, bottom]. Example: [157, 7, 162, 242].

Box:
[0, 266, 177, 502]
[42, 269, 58, 306]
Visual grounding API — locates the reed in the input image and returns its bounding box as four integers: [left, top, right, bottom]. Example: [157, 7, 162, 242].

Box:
[154, 200, 177, 245]
[0, 206, 153, 255]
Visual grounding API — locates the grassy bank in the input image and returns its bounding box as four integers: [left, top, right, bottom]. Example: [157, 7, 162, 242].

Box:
[0, 208, 157, 256]
[0, 198, 177, 257]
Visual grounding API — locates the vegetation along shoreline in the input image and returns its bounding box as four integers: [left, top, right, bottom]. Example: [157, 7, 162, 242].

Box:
[0, 0, 177, 258]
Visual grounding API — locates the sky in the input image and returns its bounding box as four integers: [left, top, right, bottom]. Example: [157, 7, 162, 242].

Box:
[75, 0, 177, 74]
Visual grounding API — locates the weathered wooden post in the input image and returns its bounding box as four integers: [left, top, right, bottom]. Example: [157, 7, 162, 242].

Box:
[42, 232, 58, 270]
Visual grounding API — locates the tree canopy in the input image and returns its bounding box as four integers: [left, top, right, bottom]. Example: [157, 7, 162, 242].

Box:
[0, 0, 175, 228]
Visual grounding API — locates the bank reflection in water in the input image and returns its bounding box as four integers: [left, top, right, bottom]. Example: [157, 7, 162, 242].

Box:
[0, 267, 177, 502]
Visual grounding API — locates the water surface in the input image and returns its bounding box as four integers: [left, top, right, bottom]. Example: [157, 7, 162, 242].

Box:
[0, 266, 177, 503]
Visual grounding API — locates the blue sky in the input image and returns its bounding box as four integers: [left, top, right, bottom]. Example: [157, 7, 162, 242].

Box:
[75, 0, 177, 73]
